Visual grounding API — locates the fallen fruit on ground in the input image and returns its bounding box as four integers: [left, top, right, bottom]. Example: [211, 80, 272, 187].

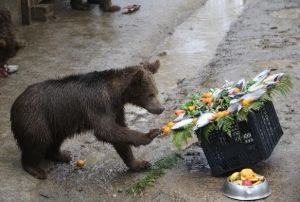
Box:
[76, 159, 86, 168]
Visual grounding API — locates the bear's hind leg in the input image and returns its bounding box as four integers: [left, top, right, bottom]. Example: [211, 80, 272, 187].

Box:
[21, 146, 47, 179]
[113, 143, 151, 171]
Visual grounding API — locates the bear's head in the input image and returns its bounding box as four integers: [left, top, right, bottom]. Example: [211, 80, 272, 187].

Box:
[124, 60, 165, 115]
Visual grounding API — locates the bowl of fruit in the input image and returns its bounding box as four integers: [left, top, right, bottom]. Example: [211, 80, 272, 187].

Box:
[222, 168, 272, 200]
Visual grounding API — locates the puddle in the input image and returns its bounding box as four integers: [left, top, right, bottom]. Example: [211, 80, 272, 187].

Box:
[271, 8, 300, 19]
[183, 144, 211, 173]
[153, 0, 245, 91]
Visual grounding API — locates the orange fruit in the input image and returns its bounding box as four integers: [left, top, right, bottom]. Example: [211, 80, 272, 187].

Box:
[241, 99, 253, 108]
[175, 109, 185, 116]
[162, 125, 168, 130]
[232, 88, 241, 94]
[166, 121, 175, 128]
[234, 88, 241, 93]
[216, 110, 230, 118]
[162, 126, 171, 136]
[202, 98, 208, 102]
[216, 111, 225, 119]
[223, 110, 230, 116]
[206, 97, 213, 104]
[188, 105, 196, 111]
[202, 92, 212, 98]
[208, 114, 216, 121]
[202, 97, 213, 104]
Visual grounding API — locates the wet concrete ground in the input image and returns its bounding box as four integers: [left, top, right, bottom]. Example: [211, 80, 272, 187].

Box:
[144, 0, 300, 201]
[1, 0, 300, 201]
[154, 0, 244, 91]
[1, 0, 209, 201]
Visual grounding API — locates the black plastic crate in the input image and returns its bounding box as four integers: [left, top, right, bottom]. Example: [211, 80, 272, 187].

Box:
[195, 101, 283, 176]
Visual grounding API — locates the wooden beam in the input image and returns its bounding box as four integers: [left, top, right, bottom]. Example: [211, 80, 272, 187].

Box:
[21, 0, 31, 25]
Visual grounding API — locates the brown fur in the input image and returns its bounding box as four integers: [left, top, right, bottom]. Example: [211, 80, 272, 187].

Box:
[11, 60, 164, 179]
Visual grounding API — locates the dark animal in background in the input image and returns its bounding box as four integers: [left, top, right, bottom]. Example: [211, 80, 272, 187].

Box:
[11, 60, 164, 179]
[0, 7, 19, 77]
[71, 0, 120, 12]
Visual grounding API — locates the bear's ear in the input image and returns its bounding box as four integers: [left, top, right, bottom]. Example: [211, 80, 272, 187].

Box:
[131, 69, 144, 85]
[146, 60, 160, 74]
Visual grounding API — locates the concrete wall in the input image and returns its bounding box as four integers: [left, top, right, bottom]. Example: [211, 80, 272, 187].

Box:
[0, 0, 22, 25]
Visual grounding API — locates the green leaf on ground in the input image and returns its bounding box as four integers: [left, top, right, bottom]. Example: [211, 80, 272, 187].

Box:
[127, 153, 181, 196]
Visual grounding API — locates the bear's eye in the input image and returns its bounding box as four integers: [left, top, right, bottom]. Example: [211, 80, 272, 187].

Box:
[149, 93, 155, 97]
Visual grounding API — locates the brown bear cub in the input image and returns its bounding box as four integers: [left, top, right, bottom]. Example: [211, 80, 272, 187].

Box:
[11, 60, 164, 179]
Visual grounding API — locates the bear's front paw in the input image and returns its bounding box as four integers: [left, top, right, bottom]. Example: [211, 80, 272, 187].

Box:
[129, 160, 151, 171]
[147, 128, 161, 140]
[132, 129, 161, 146]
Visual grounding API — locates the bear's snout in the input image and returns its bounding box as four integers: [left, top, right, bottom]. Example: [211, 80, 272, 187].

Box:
[150, 106, 165, 115]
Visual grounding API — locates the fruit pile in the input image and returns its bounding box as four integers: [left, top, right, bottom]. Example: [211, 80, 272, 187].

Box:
[161, 70, 292, 150]
[229, 168, 264, 186]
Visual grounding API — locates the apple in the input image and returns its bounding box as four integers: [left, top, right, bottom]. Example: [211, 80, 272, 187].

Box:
[242, 180, 253, 186]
